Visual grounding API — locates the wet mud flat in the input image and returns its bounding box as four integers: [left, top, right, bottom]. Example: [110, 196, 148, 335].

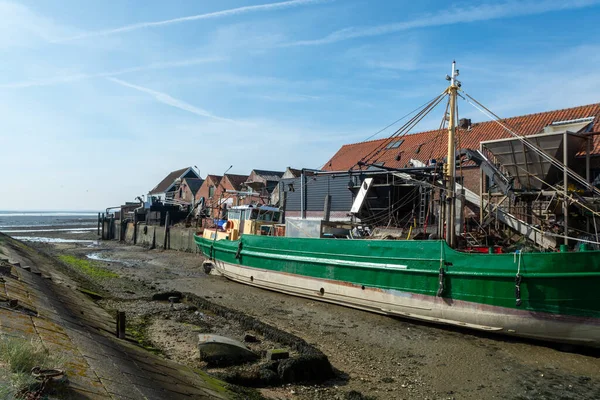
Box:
[3, 224, 100, 244]
[26, 239, 600, 400]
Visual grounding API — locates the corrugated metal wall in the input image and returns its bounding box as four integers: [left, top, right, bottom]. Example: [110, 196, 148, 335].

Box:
[281, 174, 361, 212]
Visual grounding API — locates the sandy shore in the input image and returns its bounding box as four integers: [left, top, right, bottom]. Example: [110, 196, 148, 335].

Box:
[19, 233, 600, 400]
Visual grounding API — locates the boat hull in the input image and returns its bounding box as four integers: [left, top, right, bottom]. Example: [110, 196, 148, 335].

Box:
[195, 235, 600, 347]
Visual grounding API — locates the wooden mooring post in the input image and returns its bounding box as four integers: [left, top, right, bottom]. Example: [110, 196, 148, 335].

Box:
[97, 212, 101, 235]
[116, 311, 126, 339]
[323, 194, 331, 222]
[133, 213, 138, 245]
[163, 211, 170, 249]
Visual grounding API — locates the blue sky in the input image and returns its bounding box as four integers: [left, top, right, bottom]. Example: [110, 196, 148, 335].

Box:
[1, 0, 599, 210]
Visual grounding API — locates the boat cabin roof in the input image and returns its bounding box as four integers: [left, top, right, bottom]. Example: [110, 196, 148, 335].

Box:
[229, 205, 279, 212]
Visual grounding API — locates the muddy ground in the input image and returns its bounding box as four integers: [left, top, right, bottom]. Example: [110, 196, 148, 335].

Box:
[24, 237, 600, 400]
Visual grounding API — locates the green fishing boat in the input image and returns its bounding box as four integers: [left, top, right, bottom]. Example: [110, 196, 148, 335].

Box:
[195, 63, 600, 347]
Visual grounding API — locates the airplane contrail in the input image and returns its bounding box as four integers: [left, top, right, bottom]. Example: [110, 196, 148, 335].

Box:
[54, 0, 330, 42]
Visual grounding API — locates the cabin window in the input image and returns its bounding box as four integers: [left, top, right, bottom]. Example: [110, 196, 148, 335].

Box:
[228, 210, 241, 220]
[259, 210, 272, 221]
[209, 186, 215, 198]
[385, 139, 404, 149]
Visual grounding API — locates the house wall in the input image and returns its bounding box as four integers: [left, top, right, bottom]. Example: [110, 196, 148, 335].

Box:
[271, 168, 301, 206]
[196, 176, 246, 218]
[247, 170, 267, 185]
[174, 181, 195, 204]
[196, 177, 218, 217]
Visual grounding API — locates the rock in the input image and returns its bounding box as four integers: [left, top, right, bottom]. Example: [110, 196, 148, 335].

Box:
[244, 334, 259, 343]
[344, 391, 371, 400]
[152, 291, 182, 301]
[267, 349, 290, 361]
[198, 334, 259, 367]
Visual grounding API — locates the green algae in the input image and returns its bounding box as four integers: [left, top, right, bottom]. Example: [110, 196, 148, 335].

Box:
[125, 315, 162, 356]
[57, 255, 119, 279]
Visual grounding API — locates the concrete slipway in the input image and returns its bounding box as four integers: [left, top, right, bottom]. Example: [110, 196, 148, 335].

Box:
[0, 234, 232, 399]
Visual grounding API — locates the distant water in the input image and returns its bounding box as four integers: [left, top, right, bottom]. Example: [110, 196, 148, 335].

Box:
[0, 211, 98, 229]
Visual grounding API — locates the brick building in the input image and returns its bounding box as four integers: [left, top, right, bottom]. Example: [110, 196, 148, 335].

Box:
[173, 177, 204, 205]
[148, 167, 200, 203]
[195, 174, 248, 218]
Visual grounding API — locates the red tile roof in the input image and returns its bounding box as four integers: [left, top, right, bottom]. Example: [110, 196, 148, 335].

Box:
[322, 103, 600, 171]
[224, 174, 248, 191]
[206, 175, 222, 186]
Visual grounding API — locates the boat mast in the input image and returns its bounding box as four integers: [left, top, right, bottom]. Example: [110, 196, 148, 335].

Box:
[444, 61, 460, 248]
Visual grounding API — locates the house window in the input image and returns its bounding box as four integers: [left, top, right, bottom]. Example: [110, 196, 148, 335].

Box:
[543, 117, 594, 134]
[385, 139, 404, 149]
[367, 162, 385, 171]
[209, 186, 215, 198]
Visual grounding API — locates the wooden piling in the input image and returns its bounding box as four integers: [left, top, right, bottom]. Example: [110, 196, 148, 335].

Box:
[323, 195, 331, 222]
[116, 311, 126, 339]
[101, 213, 105, 240]
[97, 212, 101, 235]
[163, 212, 170, 249]
[133, 213, 138, 245]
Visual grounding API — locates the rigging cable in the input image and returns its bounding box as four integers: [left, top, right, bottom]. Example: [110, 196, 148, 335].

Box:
[358, 91, 448, 167]
[321, 92, 448, 171]
[462, 91, 600, 196]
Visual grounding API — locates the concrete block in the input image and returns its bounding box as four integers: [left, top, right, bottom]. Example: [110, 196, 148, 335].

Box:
[266, 349, 289, 361]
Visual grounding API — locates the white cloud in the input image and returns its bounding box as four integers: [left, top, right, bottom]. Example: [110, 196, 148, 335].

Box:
[0, 57, 225, 89]
[0, 1, 77, 48]
[286, 0, 600, 46]
[53, 0, 330, 42]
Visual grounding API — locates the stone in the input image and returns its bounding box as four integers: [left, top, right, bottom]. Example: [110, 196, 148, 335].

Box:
[244, 334, 258, 343]
[267, 349, 290, 361]
[198, 334, 259, 367]
[152, 291, 182, 301]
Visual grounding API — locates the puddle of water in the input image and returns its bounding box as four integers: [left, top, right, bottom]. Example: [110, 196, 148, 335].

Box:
[87, 252, 117, 262]
[12, 236, 99, 244]
[86, 252, 136, 266]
